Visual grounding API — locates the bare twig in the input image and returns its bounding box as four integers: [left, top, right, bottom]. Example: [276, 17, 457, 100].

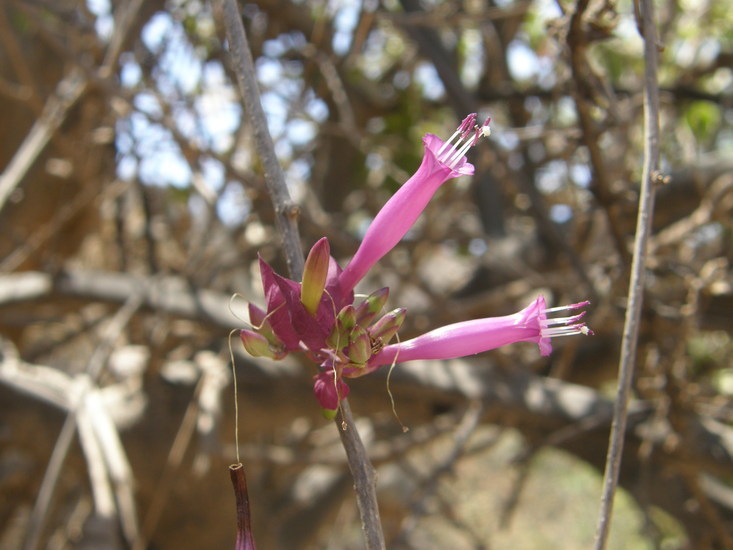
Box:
[133, 375, 206, 550]
[335, 400, 387, 550]
[0, 0, 149, 216]
[593, 0, 661, 547]
[0, 269, 245, 329]
[394, 402, 483, 546]
[216, 2, 386, 548]
[86, 389, 140, 543]
[22, 295, 143, 550]
[217, 0, 304, 278]
[567, 0, 630, 264]
[0, 68, 87, 214]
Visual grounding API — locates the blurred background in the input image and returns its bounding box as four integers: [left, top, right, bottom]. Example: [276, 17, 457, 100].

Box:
[0, 0, 732, 548]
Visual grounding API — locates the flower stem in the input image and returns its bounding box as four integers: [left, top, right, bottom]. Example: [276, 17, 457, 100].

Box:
[217, 3, 385, 548]
[336, 400, 386, 550]
[217, 0, 304, 278]
[593, 0, 661, 547]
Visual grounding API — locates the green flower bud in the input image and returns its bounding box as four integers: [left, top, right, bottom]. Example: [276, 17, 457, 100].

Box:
[347, 325, 371, 365]
[369, 308, 407, 345]
[327, 305, 357, 350]
[240, 329, 287, 360]
[301, 238, 330, 316]
[354, 287, 389, 326]
[337, 304, 357, 331]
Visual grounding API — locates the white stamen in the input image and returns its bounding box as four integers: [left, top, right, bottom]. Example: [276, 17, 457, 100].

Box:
[541, 300, 593, 339]
[436, 129, 462, 157]
[436, 113, 491, 169]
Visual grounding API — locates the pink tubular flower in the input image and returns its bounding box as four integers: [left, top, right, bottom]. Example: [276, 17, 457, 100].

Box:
[239, 114, 593, 413]
[338, 114, 490, 294]
[365, 296, 593, 371]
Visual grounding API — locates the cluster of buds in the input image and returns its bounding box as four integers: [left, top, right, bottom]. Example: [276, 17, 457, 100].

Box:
[240, 114, 593, 415]
[324, 288, 404, 369]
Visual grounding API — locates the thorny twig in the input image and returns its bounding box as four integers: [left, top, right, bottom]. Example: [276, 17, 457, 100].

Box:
[216, 1, 386, 548]
[593, 0, 661, 548]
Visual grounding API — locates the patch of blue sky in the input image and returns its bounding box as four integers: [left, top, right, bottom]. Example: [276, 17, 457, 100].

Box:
[194, 65, 241, 153]
[87, 0, 113, 40]
[468, 238, 488, 257]
[200, 156, 225, 191]
[495, 130, 519, 151]
[260, 92, 288, 138]
[460, 29, 483, 90]
[115, 9, 325, 222]
[159, 42, 202, 96]
[536, 55, 557, 89]
[117, 155, 137, 181]
[331, 0, 360, 54]
[285, 158, 313, 202]
[366, 152, 384, 172]
[168, 51, 202, 96]
[686, 222, 722, 249]
[142, 12, 173, 53]
[132, 128, 172, 162]
[139, 146, 192, 188]
[217, 183, 251, 226]
[536, 160, 567, 193]
[275, 140, 294, 164]
[263, 38, 287, 58]
[128, 112, 164, 148]
[120, 112, 192, 188]
[133, 92, 163, 118]
[256, 58, 283, 87]
[86, 0, 109, 17]
[306, 95, 329, 122]
[550, 204, 573, 224]
[171, 105, 197, 142]
[120, 55, 142, 88]
[116, 125, 134, 155]
[415, 62, 445, 101]
[288, 158, 312, 181]
[507, 39, 539, 81]
[360, 28, 390, 80]
[287, 119, 317, 147]
[194, 100, 241, 154]
[570, 163, 592, 188]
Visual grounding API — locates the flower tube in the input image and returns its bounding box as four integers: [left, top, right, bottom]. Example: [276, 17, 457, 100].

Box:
[366, 296, 592, 370]
[338, 114, 491, 294]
